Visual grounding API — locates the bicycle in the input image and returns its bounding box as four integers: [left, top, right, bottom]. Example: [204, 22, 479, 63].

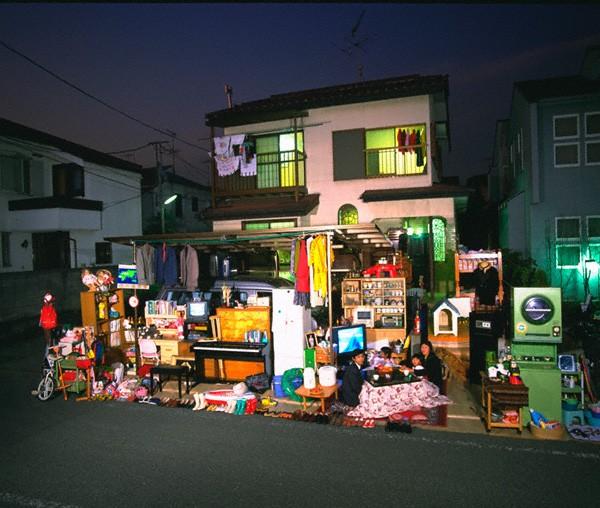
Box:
[36, 345, 70, 401]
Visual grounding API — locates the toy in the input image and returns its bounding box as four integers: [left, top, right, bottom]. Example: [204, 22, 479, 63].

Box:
[362, 262, 400, 278]
[95, 269, 114, 292]
[81, 269, 99, 291]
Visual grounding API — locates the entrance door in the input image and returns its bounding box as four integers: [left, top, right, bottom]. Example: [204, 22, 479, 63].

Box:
[32, 231, 70, 270]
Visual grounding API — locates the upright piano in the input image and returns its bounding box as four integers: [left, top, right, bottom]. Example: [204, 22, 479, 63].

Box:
[191, 340, 270, 382]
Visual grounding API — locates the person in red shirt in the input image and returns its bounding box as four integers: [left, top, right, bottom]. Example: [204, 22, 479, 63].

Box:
[39, 292, 58, 357]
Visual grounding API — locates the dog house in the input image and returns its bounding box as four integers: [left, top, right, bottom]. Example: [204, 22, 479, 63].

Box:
[433, 297, 471, 336]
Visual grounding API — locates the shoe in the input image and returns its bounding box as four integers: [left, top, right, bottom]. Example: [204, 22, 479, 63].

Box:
[226, 399, 237, 414]
[31, 389, 39, 396]
[238, 399, 247, 415]
[192, 393, 201, 411]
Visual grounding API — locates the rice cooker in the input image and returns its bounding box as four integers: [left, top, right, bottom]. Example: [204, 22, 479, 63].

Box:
[318, 365, 337, 387]
[303, 367, 316, 389]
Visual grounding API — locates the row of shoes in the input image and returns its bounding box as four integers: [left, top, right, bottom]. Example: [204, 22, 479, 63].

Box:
[290, 410, 330, 424]
[384, 420, 413, 433]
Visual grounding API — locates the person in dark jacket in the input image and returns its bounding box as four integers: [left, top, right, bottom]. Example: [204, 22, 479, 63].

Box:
[340, 349, 366, 407]
[420, 340, 443, 391]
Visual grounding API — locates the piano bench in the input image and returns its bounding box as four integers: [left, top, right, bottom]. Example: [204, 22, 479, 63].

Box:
[150, 364, 190, 398]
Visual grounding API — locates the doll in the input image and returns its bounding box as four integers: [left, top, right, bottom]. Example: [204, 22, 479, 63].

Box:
[39, 292, 58, 350]
[81, 269, 99, 292]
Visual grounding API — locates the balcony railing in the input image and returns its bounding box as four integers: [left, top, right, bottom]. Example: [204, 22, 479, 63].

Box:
[365, 145, 427, 177]
[212, 149, 306, 198]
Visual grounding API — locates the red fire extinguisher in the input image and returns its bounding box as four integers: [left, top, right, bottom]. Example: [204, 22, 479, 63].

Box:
[414, 312, 421, 335]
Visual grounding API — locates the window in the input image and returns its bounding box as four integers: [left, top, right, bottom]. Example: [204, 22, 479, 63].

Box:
[432, 218, 446, 262]
[53, 163, 84, 197]
[1, 232, 10, 267]
[554, 143, 579, 167]
[586, 141, 600, 165]
[242, 219, 297, 231]
[556, 245, 580, 268]
[0, 155, 31, 194]
[585, 112, 600, 137]
[554, 115, 578, 139]
[587, 216, 600, 239]
[556, 217, 580, 240]
[365, 124, 426, 177]
[95, 242, 112, 265]
[255, 132, 305, 189]
[338, 204, 358, 225]
[191, 197, 199, 212]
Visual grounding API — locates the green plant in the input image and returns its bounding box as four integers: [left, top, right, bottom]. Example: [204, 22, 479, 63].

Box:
[502, 249, 548, 287]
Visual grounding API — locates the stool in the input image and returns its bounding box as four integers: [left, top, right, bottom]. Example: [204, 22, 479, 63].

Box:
[150, 364, 189, 398]
[562, 409, 585, 426]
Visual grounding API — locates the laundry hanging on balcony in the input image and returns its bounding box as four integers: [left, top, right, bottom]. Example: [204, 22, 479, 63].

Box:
[239, 138, 257, 177]
[213, 134, 245, 176]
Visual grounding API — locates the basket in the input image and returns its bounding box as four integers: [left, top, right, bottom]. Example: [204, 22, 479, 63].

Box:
[529, 422, 564, 440]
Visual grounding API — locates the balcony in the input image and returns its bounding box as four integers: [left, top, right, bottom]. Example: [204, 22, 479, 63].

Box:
[212, 149, 306, 199]
[365, 146, 427, 177]
[7, 196, 102, 232]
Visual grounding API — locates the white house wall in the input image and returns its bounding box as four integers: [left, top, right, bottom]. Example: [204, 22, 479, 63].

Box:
[217, 95, 441, 230]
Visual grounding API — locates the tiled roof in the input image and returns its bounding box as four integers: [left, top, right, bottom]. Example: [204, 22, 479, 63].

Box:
[360, 183, 471, 202]
[0, 117, 142, 174]
[206, 74, 449, 127]
[514, 75, 600, 102]
[202, 194, 319, 221]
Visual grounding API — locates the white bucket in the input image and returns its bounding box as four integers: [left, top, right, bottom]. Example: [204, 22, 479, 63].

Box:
[303, 367, 316, 389]
[318, 365, 337, 387]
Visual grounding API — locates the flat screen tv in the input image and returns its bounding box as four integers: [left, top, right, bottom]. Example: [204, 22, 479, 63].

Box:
[332, 324, 367, 357]
[116, 264, 149, 289]
[186, 300, 209, 323]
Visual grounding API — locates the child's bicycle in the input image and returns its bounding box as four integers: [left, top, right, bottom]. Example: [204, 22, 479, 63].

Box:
[36, 345, 70, 401]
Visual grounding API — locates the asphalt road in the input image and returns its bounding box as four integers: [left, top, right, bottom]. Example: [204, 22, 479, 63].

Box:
[1, 335, 599, 508]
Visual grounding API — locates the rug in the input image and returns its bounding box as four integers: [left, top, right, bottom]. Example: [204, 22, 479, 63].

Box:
[389, 405, 448, 427]
[567, 424, 600, 442]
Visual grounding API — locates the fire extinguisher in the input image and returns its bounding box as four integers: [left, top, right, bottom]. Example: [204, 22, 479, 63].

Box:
[413, 312, 421, 335]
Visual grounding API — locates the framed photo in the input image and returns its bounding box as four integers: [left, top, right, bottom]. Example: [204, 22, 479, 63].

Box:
[305, 332, 317, 349]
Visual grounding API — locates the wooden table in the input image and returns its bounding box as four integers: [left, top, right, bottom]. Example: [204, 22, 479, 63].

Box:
[295, 384, 338, 412]
[481, 372, 529, 433]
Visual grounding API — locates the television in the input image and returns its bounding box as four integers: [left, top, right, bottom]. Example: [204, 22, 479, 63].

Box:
[117, 264, 149, 289]
[352, 306, 375, 328]
[332, 324, 367, 358]
[186, 300, 209, 323]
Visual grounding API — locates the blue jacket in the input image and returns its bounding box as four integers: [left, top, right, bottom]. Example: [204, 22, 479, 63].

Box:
[155, 244, 178, 286]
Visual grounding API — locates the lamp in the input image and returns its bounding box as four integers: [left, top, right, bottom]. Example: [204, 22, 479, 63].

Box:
[161, 194, 178, 233]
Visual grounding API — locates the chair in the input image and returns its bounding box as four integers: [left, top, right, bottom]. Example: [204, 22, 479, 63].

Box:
[139, 338, 160, 366]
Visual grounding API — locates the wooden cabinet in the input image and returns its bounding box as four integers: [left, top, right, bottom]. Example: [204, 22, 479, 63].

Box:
[80, 289, 125, 348]
[341, 277, 406, 340]
[153, 338, 193, 365]
[454, 251, 503, 305]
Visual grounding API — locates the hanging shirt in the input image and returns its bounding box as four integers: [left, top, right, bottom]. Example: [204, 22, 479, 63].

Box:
[136, 243, 155, 285]
[213, 135, 241, 176]
[308, 234, 334, 300]
[306, 237, 323, 307]
[293, 239, 310, 307]
[179, 245, 199, 290]
[155, 243, 178, 286]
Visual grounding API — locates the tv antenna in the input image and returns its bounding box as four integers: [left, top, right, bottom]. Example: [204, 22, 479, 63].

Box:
[333, 9, 372, 80]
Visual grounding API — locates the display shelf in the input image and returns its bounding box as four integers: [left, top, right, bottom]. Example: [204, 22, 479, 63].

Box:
[80, 289, 125, 349]
[455, 251, 503, 305]
[341, 277, 406, 339]
[560, 369, 585, 407]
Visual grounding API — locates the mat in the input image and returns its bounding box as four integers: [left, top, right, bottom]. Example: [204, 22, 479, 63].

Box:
[567, 424, 600, 442]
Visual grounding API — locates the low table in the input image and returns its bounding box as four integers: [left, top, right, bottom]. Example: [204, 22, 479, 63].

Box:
[481, 372, 529, 433]
[150, 364, 190, 398]
[295, 384, 338, 413]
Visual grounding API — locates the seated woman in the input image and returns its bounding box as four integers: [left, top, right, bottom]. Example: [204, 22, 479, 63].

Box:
[340, 349, 366, 408]
[420, 340, 443, 390]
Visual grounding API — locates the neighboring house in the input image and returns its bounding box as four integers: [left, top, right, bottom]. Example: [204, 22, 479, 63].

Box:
[458, 173, 499, 250]
[497, 46, 600, 300]
[141, 165, 211, 234]
[0, 117, 143, 272]
[204, 74, 470, 295]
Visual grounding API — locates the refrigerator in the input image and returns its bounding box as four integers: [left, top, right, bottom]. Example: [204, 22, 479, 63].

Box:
[271, 288, 313, 376]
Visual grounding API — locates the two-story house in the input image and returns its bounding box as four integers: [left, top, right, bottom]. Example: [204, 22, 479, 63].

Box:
[204, 74, 469, 295]
[497, 46, 600, 300]
[141, 166, 211, 234]
[0, 117, 143, 272]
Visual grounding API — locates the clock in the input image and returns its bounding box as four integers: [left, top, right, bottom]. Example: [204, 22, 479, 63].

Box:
[558, 354, 576, 373]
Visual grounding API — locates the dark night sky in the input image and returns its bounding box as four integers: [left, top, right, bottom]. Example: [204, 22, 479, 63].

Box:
[2, 3, 600, 184]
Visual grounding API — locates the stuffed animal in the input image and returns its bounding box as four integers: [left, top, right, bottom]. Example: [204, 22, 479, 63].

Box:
[95, 269, 114, 292]
[81, 269, 99, 291]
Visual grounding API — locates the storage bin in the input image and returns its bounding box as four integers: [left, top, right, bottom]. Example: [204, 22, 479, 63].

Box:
[585, 410, 600, 427]
[529, 422, 565, 440]
[272, 375, 285, 398]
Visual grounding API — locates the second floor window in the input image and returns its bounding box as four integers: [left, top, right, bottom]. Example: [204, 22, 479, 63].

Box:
[53, 163, 84, 197]
[0, 155, 31, 194]
[256, 132, 305, 189]
[365, 124, 427, 177]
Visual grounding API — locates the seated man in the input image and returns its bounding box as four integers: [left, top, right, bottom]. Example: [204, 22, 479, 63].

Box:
[340, 349, 366, 408]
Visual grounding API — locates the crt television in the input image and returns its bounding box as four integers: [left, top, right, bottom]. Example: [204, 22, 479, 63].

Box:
[186, 300, 209, 323]
[332, 324, 367, 358]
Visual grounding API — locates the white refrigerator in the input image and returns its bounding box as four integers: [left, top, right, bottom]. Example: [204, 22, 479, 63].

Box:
[271, 288, 313, 376]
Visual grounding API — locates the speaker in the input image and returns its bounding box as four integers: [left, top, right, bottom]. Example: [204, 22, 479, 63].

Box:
[468, 311, 503, 383]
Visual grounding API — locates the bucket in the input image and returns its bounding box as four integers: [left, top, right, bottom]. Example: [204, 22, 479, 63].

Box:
[272, 375, 285, 398]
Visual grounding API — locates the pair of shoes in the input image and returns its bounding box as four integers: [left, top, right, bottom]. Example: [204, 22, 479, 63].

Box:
[292, 410, 303, 421]
[362, 419, 375, 429]
[192, 393, 207, 411]
[385, 421, 413, 433]
[234, 398, 247, 415]
[225, 399, 237, 414]
[315, 413, 330, 424]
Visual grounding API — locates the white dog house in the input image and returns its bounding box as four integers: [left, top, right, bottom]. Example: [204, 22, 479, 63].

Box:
[433, 297, 471, 336]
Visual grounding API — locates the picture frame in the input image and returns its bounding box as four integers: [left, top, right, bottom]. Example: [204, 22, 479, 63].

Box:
[305, 332, 317, 349]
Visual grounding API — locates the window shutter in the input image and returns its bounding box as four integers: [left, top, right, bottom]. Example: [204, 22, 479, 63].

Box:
[332, 129, 365, 181]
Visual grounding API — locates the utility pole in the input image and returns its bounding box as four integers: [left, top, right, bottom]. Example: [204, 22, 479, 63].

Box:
[149, 141, 170, 232]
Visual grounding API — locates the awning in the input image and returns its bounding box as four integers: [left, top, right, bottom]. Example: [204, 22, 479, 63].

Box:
[105, 223, 391, 252]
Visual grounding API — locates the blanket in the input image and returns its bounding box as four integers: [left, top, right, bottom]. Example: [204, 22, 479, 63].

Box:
[567, 424, 600, 442]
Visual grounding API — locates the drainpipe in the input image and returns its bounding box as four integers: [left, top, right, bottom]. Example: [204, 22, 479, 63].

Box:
[70, 237, 78, 268]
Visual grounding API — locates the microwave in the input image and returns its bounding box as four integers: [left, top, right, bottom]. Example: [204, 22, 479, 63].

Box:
[381, 315, 403, 328]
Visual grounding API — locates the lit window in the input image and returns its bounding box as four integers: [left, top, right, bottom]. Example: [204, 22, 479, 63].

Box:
[365, 124, 427, 177]
[255, 132, 304, 189]
[242, 219, 297, 231]
[432, 218, 446, 262]
[338, 204, 358, 225]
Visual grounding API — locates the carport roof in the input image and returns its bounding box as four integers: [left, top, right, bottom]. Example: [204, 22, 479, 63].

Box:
[105, 223, 391, 252]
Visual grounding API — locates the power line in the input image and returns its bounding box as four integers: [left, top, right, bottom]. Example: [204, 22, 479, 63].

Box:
[1, 39, 210, 153]
[107, 142, 153, 155]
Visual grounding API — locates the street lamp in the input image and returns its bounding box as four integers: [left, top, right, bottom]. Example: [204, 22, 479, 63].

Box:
[161, 194, 178, 233]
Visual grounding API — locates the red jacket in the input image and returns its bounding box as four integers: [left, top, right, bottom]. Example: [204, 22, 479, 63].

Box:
[40, 303, 57, 330]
